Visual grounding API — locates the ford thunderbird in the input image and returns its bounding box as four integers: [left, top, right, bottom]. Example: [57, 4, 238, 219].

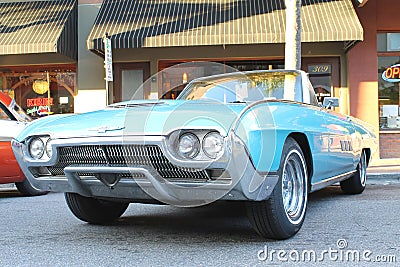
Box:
[0, 92, 47, 196]
[12, 70, 377, 239]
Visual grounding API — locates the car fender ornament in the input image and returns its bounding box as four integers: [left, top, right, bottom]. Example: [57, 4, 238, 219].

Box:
[89, 125, 125, 133]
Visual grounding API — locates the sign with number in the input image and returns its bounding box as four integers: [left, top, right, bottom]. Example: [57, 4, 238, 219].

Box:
[104, 37, 113, 81]
[308, 64, 331, 74]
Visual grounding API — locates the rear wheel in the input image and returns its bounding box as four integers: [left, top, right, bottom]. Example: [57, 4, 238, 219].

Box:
[65, 193, 129, 224]
[246, 137, 308, 240]
[340, 150, 367, 194]
[15, 179, 48, 196]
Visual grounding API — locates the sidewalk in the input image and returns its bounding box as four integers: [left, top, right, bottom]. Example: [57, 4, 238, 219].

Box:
[367, 158, 400, 185]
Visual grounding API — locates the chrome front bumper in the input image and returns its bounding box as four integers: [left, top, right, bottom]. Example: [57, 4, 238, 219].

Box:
[12, 132, 279, 204]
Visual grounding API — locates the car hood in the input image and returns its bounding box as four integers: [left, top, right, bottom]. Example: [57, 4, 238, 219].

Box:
[15, 100, 248, 141]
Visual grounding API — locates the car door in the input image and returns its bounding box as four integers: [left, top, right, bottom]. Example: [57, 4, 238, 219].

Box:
[300, 74, 356, 182]
[323, 109, 357, 177]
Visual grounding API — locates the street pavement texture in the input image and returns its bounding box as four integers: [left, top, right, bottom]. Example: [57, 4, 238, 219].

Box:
[0, 184, 399, 266]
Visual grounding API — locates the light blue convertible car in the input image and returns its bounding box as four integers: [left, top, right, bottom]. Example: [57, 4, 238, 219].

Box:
[12, 70, 377, 239]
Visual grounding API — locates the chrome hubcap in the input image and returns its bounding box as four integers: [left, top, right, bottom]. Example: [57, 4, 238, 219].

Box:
[282, 150, 307, 224]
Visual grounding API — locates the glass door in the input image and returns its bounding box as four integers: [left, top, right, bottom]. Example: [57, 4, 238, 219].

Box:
[302, 57, 340, 106]
[113, 63, 150, 103]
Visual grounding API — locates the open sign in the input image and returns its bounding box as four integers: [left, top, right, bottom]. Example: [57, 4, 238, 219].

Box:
[382, 64, 400, 82]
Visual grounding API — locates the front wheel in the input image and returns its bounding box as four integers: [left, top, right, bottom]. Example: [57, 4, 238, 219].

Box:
[65, 193, 129, 224]
[340, 150, 367, 194]
[246, 137, 308, 240]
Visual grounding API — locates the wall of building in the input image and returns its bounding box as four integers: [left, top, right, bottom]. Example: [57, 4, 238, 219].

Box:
[348, 0, 379, 128]
[0, 53, 75, 66]
[75, 2, 106, 113]
[112, 42, 345, 63]
[376, 0, 400, 31]
[380, 132, 400, 158]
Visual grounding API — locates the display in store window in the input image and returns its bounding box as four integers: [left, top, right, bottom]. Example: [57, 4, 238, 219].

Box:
[378, 57, 400, 129]
[0, 66, 76, 119]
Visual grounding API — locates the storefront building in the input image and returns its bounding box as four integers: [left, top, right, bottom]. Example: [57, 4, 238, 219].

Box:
[348, 0, 400, 158]
[0, 0, 77, 118]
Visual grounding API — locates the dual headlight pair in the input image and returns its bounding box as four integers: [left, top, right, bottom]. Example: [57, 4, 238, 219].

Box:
[178, 131, 224, 160]
[28, 136, 53, 160]
[28, 132, 224, 161]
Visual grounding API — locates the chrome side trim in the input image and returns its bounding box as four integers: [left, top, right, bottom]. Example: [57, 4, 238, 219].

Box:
[310, 170, 356, 192]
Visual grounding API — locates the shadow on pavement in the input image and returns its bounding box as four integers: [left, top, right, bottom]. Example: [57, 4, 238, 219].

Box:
[0, 189, 22, 198]
[67, 186, 349, 243]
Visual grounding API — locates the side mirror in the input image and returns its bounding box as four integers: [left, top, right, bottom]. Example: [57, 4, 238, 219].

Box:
[322, 97, 339, 109]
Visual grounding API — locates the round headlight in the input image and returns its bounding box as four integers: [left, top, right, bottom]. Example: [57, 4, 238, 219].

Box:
[178, 133, 200, 159]
[29, 138, 45, 159]
[202, 132, 224, 159]
[45, 139, 53, 158]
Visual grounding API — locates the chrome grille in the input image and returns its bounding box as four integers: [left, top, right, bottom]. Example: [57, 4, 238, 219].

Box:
[47, 145, 209, 180]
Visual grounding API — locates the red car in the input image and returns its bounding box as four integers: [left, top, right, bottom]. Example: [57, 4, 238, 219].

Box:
[0, 92, 47, 195]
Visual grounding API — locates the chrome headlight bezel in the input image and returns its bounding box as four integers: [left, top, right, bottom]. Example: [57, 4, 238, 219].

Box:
[178, 132, 201, 159]
[45, 139, 53, 158]
[28, 136, 52, 161]
[202, 131, 224, 159]
[29, 137, 45, 159]
[172, 130, 226, 161]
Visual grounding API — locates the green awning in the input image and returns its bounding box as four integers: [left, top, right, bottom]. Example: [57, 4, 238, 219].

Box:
[0, 0, 77, 60]
[87, 0, 363, 53]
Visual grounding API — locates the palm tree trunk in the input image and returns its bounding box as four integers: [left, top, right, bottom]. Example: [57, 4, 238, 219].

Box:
[284, 0, 302, 100]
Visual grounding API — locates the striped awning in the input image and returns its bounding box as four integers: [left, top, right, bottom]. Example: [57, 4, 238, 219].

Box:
[0, 0, 77, 59]
[87, 0, 364, 53]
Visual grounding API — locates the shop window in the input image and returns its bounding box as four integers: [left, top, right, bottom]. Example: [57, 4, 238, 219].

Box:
[378, 32, 400, 129]
[113, 63, 150, 103]
[378, 33, 400, 52]
[0, 65, 76, 119]
[378, 56, 400, 129]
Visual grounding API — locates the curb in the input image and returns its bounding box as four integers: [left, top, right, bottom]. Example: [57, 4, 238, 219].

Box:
[367, 173, 400, 185]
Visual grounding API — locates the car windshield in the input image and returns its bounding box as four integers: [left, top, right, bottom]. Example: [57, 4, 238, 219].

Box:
[177, 71, 302, 102]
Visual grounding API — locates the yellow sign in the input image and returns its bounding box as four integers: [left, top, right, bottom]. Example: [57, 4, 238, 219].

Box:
[32, 80, 49, 94]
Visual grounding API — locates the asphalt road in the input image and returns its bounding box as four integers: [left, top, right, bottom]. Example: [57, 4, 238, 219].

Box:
[0, 184, 399, 266]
